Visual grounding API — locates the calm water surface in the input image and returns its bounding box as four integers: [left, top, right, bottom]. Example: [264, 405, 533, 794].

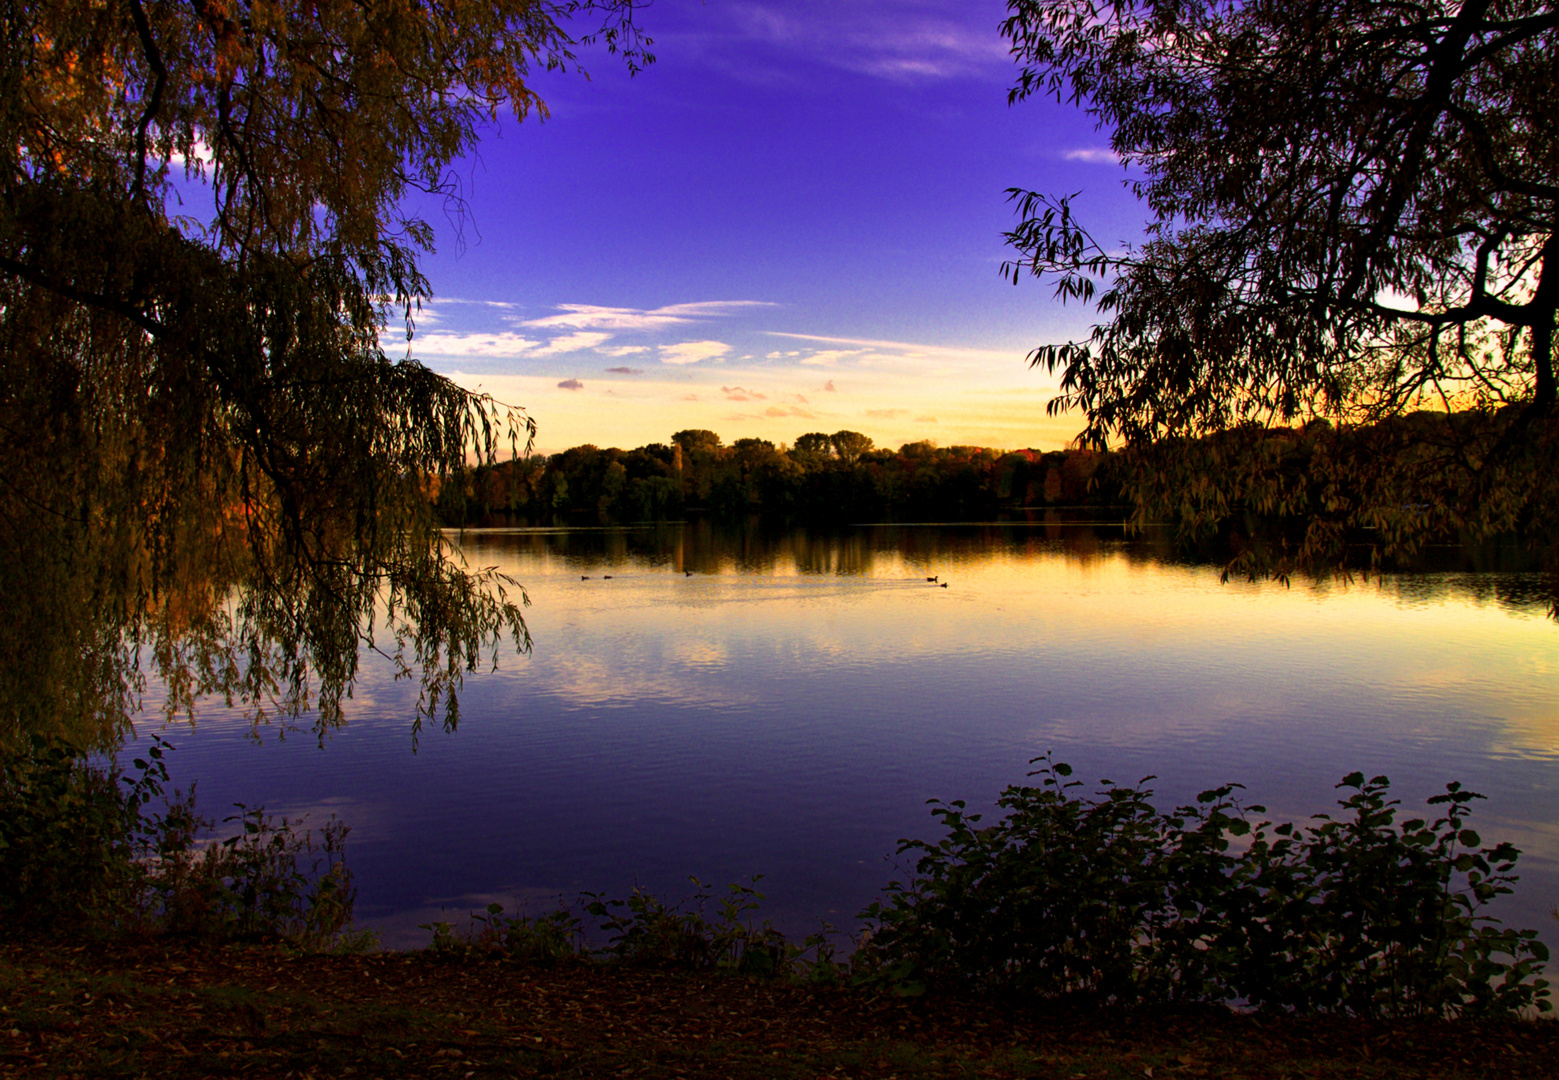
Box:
[143, 523, 1559, 949]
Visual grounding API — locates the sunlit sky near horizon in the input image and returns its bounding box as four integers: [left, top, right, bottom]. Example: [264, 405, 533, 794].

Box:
[400, 0, 1149, 455]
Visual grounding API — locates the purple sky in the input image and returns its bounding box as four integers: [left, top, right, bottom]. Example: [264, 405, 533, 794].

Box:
[402, 0, 1146, 453]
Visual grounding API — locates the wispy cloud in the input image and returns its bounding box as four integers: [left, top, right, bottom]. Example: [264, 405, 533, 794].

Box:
[866, 408, 907, 418]
[764, 404, 816, 419]
[599, 345, 651, 357]
[412, 331, 540, 357]
[722, 385, 767, 401]
[523, 301, 775, 332]
[1063, 147, 1121, 165]
[531, 332, 613, 357]
[799, 348, 867, 366]
[766, 331, 1022, 364]
[661, 340, 732, 365]
[421, 297, 518, 309]
[605, 366, 644, 375]
[167, 137, 215, 168]
[724, 1, 1010, 82]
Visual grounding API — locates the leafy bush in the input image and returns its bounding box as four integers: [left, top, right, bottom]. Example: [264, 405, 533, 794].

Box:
[146, 803, 358, 947]
[855, 758, 1551, 1017]
[424, 904, 586, 963]
[0, 735, 156, 933]
[583, 878, 796, 974]
[0, 735, 361, 948]
[427, 878, 845, 982]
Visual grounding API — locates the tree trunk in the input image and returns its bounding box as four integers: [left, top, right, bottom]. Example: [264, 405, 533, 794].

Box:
[1532, 229, 1559, 411]
[1535, 313, 1556, 411]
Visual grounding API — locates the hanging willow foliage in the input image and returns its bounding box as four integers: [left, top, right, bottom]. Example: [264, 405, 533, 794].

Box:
[0, 0, 652, 747]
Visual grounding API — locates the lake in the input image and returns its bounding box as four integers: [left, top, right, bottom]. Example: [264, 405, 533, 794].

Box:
[140, 521, 1559, 951]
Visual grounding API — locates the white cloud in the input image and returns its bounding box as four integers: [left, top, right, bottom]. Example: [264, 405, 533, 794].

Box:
[1063, 147, 1122, 165]
[524, 300, 775, 332]
[411, 331, 540, 357]
[599, 345, 651, 357]
[167, 137, 215, 168]
[421, 297, 518, 309]
[766, 330, 1022, 364]
[401, 305, 441, 327]
[661, 340, 732, 365]
[799, 348, 867, 366]
[658, 300, 779, 318]
[728, 3, 1009, 82]
[531, 332, 613, 357]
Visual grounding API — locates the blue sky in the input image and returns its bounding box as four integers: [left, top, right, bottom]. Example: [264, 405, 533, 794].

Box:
[401, 0, 1146, 453]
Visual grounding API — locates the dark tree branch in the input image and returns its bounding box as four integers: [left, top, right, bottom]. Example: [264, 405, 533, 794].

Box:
[1340, 0, 1493, 300]
[1446, 105, 1559, 202]
[125, 0, 167, 200]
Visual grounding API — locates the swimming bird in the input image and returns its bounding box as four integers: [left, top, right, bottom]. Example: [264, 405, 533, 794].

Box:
[926, 576, 938, 583]
[603, 575, 613, 580]
[685, 570, 692, 577]
[581, 575, 590, 580]
[939, 582, 948, 588]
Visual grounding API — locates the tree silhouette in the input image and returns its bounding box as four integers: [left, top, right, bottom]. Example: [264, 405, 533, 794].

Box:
[830, 430, 875, 464]
[1002, 0, 1559, 568]
[792, 433, 835, 458]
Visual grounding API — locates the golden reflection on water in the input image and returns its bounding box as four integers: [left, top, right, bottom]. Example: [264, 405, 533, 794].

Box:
[142, 523, 1559, 949]
[456, 524, 1559, 733]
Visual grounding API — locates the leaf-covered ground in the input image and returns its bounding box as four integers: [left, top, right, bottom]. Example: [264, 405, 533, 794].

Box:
[2, 941, 1555, 1079]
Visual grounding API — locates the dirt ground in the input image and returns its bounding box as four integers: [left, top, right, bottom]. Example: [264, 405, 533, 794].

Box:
[3, 941, 1556, 1079]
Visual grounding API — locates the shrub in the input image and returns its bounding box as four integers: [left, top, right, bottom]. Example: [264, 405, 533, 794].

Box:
[583, 878, 793, 974]
[426, 878, 845, 982]
[0, 735, 153, 934]
[147, 803, 358, 947]
[855, 757, 1551, 1017]
[0, 735, 361, 948]
[424, 904, 586, 963]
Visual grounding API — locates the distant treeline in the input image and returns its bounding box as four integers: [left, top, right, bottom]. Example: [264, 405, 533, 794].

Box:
[436, 429, 1125, 526]
[436, 412, 1559, 578]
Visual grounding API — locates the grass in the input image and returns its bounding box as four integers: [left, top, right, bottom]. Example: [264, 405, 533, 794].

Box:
[3, 939, 1558, 1079]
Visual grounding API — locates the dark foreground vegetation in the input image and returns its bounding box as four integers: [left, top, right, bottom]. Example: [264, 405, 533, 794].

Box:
[4, 737, 1556, 1077]
[7, 939, 1559, 1080]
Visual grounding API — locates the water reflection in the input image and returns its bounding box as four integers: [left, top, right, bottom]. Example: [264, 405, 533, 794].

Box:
[478, 517, 1148, 579]
[146, 522, 1559, 951]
